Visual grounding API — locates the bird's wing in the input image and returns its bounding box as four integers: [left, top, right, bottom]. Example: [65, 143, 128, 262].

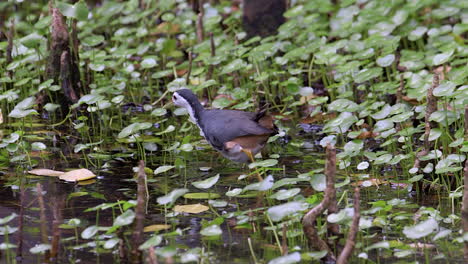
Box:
[201, 110, 273, 150]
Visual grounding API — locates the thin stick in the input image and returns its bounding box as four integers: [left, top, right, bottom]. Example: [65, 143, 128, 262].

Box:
[463, 159, 468, 261]
[131, 160, 147, 263]
[186, 51, 193, 85]
[281, 224, 288, 256]
[301, 144, 337, 261]
[206, 32, 215, 80]
[196, 12, 204, 43]
[337, 188, 361, 264]
[326, 144, 339, 236]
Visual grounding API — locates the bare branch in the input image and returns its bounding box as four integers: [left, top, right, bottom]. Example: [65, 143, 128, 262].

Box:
[337, 188, 361, 264]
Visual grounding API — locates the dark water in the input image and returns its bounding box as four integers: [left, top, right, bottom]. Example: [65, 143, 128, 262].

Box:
[0, 134, 463, 264]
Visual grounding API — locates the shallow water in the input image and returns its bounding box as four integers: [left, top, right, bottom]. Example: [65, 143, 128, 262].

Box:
[0, 130, 463, 264]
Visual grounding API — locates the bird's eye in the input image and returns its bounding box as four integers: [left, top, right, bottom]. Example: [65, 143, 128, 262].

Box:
[173, 95, 177, 101]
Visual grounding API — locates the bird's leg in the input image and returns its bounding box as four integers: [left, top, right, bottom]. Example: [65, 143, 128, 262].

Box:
[242, 149, 263, 181]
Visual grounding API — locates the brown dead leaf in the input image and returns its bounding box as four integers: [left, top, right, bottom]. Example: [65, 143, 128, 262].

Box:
[356, 131, 379, 139]
[155, 22, 180, 35]
[402, 96, 419, 105]
[28, 169, 65, 177]
[301, 112, 336, 124]
[174, 203, 209, 214]
[59, 168, 96, 182]
[176, 69, 187, 77]
[143, 224, 172, 233]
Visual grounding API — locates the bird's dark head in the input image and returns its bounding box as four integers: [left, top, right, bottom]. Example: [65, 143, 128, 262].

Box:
[172, 89, 204, 121]
[172, 89, 200, 108]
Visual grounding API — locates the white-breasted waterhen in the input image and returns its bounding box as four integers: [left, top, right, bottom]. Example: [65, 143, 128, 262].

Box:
[172, 89, 277, 163]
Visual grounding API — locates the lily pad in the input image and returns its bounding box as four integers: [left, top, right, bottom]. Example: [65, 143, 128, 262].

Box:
[403, 218, 438, 239]
[200, 224, 222, 236]
[267, 201, 308, 222]
[192, 174, 220, 189]
[59, 169, 96, 182]
[157, 188, 188, 205]
[174, 204, 209, 214]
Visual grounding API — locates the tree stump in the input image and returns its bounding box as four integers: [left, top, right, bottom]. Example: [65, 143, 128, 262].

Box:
[243, 0, 286, 38]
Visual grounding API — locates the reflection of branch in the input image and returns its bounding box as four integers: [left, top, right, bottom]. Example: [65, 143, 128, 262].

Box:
[36, 183, 50, 261]
[50, 194, 65, 259]
[337, 188, 360, 264]
[147, 246, 158, 264]
[131, 160, 147, 263]
[302, 144, 337, 261]
[16, 181, 25, 258]
[463, 159, 468, 261]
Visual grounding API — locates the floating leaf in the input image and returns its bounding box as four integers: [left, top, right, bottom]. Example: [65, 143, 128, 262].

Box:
[183, 193, 220, 199]
[157, 189, 188, 205]
[113, 210, 135, 227]
[0, 243, 17, 250]
[310, 174, 326, 191]
[268, 252, 301, 264]
[243, 175, 274, 192]
[118, 122, 152, 138]
[192, 174, 219, 189]
[29, 244, 51, 254]
[104, 238, 120, 249]
[208, 200, 227, 207]
[403, 218, 438, 239]
[0, 225, 18, 235]
[31, 142, 46, 151]
[0, 213, 17, 225]
[248, 159, 278, 169]
[144, 224, 171, 232]
[357, 161, 369, 170]
[200, 225, 222, 236]
[28, 169, 65, 177]
[81, 225, 98, 239]
[328, 208, 353, 224]
[174, 204, 209, 214]
[269, 188, 301, 200]
[59, 168, 96, 182]
[226, 188, 242, 197]
[139, 235, 163, 250]
[267, 201, 308, 222]
[154, 165, 175, 175]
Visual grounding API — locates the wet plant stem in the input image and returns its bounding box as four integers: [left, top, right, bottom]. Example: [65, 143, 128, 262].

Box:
[247, 237, 258, 264]
[266, 214, 283, 255]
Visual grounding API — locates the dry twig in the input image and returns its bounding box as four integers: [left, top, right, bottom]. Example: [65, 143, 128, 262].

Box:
[337, 188, 361, 264]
